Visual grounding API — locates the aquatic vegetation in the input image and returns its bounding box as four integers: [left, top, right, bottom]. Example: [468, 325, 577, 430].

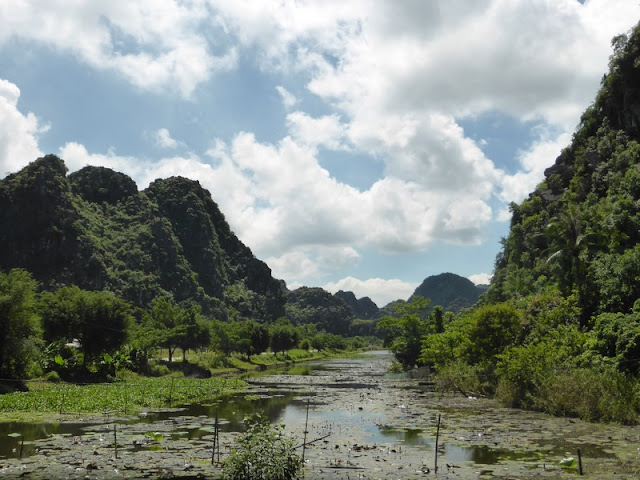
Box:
[0, 377, 246, 415]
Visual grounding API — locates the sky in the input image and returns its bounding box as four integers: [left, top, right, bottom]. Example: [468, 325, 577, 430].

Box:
[0, 0, 638, 307]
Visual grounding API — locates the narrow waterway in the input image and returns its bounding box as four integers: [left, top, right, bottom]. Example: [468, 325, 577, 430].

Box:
[1, 351, 640, 479]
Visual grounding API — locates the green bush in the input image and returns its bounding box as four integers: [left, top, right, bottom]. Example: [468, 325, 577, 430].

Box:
[224, 415, 302, 480]
[535, 367, 639, 423]
[43, 370, 62, 383]
[434, 360, 485, 397]
[149, 363, 171, 377]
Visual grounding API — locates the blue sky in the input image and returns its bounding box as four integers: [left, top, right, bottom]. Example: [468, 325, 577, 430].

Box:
[0, 0, 638, 306]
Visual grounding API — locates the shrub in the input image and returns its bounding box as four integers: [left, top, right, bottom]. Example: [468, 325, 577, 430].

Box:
[434, 360, 486, 397]
[149, 363, 171, 377]
[535, 366, 639, 423]
[224, 415, 302, 480]
[43, 370, 62, 383]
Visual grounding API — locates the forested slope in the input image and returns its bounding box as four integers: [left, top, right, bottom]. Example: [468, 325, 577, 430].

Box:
[384, 22, 640, 423]
[0, 156, 285, 321]
[488, 24, 640, 322]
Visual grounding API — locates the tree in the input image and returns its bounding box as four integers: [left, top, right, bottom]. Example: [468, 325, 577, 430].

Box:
[0, 269, 41, 381]
[430, 305, 445, 334]
[40, 286, 131, 368]
[177, 305, 211, 362]
[144, 297, 184, 363]
[464, 303, 522, 365]
[270, 318, 299, 356]
[377, 296, 431, 369]
[547, 204, 604, 312]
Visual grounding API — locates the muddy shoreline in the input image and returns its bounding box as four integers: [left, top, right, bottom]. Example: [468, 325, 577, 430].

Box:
[1, 351, 639, 479]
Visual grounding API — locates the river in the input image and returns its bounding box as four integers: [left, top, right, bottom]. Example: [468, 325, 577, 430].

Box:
[1, 351, 639, 479]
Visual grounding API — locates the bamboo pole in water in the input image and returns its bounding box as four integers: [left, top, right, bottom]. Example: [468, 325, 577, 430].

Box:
[434, 414, 441, 473]
[302, 397, 310, 475]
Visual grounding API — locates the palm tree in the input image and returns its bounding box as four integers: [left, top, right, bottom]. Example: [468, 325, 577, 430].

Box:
[546, 204, 601, 323]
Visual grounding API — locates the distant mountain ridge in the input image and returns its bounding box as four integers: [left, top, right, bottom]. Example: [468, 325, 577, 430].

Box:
[409, 272, 486, 312]
[333, 290, 378, 319]
[0, 155, 285, 321]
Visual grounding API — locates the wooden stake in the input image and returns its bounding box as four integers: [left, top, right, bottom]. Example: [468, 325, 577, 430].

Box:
[434, 414, 441, 473]
[19, 435, 24, 459]
[212, 408, 219, 465]
[114, 424, 118, 459]
[578, 448, 583, 475]
[302, 398, 310, 475]
[169, 378, 174, 406]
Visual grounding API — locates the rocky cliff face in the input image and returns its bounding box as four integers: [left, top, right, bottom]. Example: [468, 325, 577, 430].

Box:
[0, 156, 285, 321]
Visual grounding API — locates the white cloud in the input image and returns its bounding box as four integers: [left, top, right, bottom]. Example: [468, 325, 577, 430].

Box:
[209, 133, 496, 256]
[500, 131, 572, 204]
[59, 142, 149, 179]
[0, 1, 238, 97]
[267, 246, 360, 281]
[468, 273, 492, 286]
[275, 86, 298, 109]
[12, 0, 639, 295]
[154, 128, 182, 149]
[212, 0, 638, 227]
[324, 276, 419, 307]
[0, 79, 46, 177]
[286, 111, 346, 150]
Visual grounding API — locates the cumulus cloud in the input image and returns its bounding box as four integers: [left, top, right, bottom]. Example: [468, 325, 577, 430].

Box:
[275, 86, 298, 109]
[267, 247, 360, 282]
[286, 111, 347, 150]
[0, 79, 46, 177]
[154, 128, 182, 149]
[468, 273, 492, 286]
[10, 0, 639, 292]
[500, 131, 572, 204]
[324, 276, 419, 307]
[210, 0, 638, 212]
[0, 1, 238, 97]
[60, 142, 149, 179]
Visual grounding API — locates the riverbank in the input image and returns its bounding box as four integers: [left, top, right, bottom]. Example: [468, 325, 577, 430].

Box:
[1, 351, 640, 479]
[0, 348, 368, 424]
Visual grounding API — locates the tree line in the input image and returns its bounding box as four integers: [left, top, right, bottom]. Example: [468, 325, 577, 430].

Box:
[0, 268, 366, 387]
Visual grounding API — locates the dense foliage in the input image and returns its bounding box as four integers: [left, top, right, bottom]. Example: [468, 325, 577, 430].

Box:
[385, 22, 640, 424]
[285, 287, 354, 335]
[0, 157, 284, 321]
[0, 269, 41, 384]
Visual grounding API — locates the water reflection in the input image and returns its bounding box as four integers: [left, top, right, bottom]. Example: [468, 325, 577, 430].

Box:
[0, 421, 93, 459]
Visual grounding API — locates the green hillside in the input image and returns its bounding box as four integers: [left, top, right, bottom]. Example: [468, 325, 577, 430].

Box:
[410, 272, 486, 313]
[383, 22, 640, 423]
[0, 156, 284, 322]
[488, 24, 640, 321]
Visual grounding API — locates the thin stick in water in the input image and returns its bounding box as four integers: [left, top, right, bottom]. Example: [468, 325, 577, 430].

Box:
[211, 408, 219, 465]
[114, 424, 118, 459]
[302, 397, 310, 474]
[578, 448, 583, 475]
[434, 413, 441, 474]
